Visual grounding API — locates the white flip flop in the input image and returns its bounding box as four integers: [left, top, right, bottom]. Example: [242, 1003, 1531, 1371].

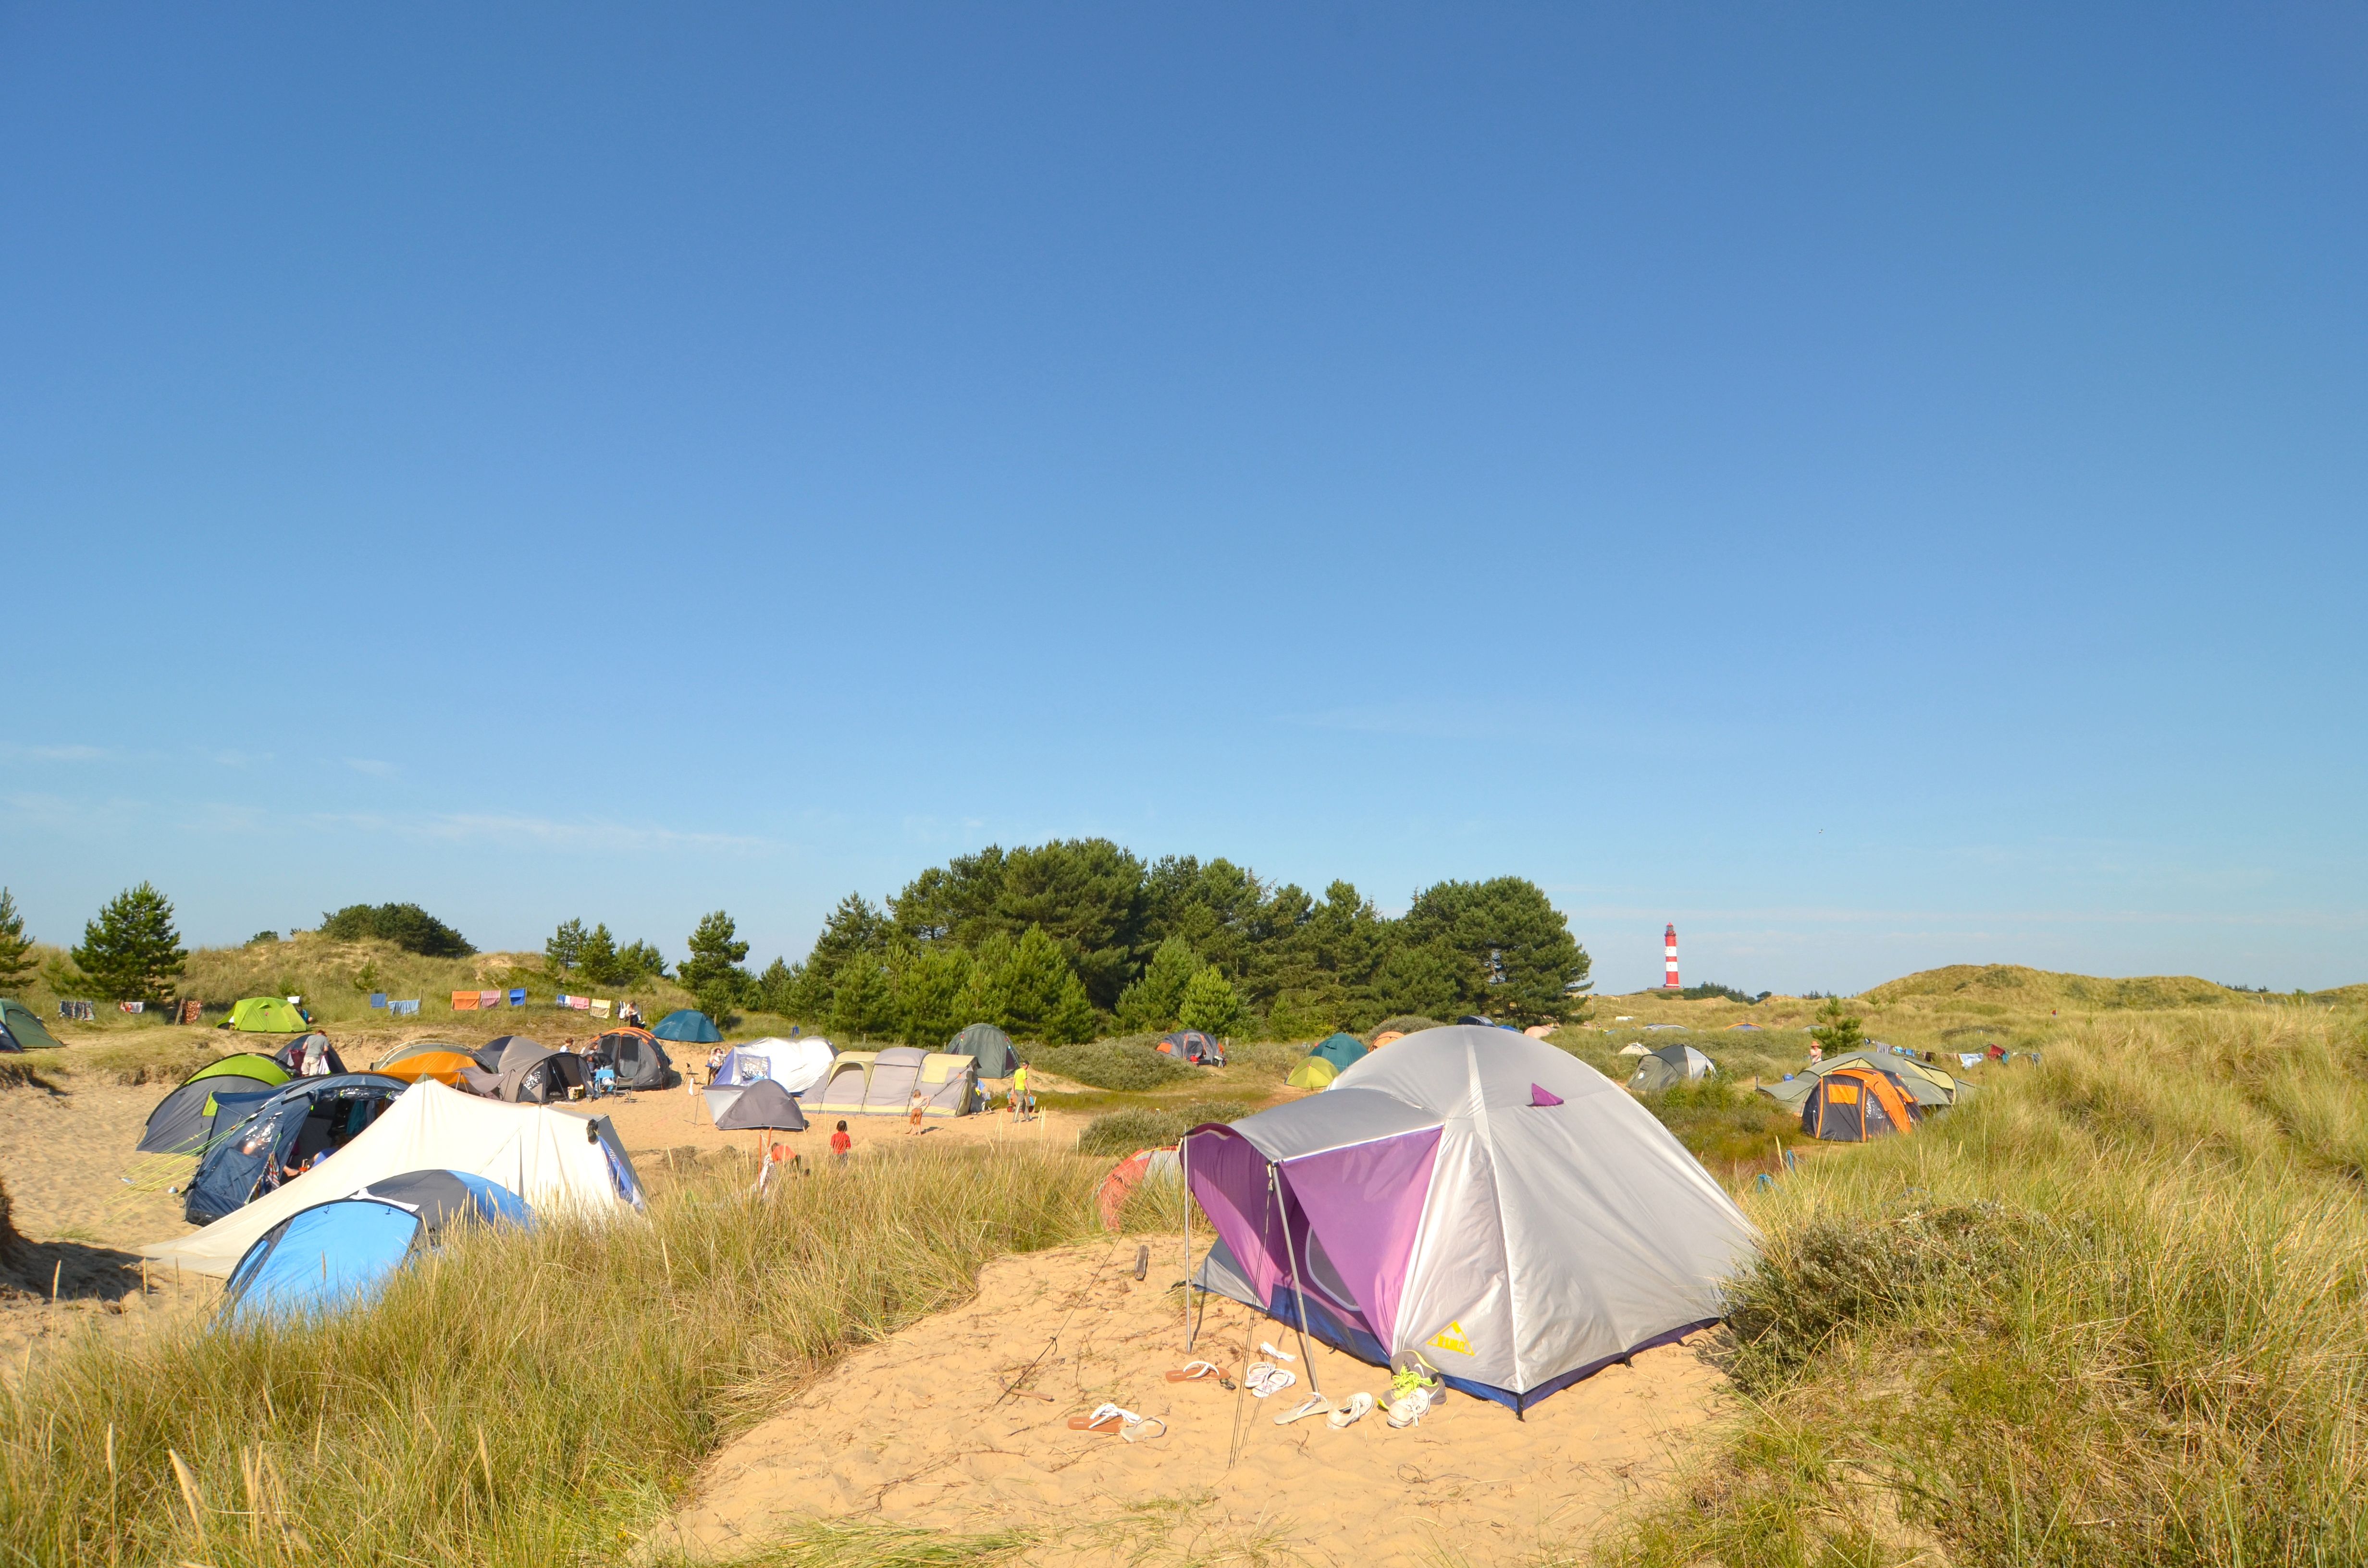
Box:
[1274, 1393, 1335, 1425]
[1121, 1415, 1167, 1443]
[1326, 1391, 1377, 1429]
[1245, 1364, 1296, 1399]
[1259, 1341, 1297, 1362]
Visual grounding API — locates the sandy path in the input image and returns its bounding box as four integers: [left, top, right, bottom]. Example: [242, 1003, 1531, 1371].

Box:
[669, 1240, 1727, 1566]
[0, 1079, 213, 1376]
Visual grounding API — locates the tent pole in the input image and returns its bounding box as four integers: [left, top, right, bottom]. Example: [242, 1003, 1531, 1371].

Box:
[1181, 1137, 1196, 1353]
[1268, 1163, 1324, 1400]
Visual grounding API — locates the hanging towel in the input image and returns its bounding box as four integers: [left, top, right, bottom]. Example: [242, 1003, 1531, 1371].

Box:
[119, 1000, 145, 1014]
[390, 999, 420, 1017]
[452, 991, 481, 1011]
[591, 999, 613, 1018]
[479, 990, 502, 1009]
[508, 988, 528, 1007]
[570, 996, 592, 1011]
[369, 992, 388, 1009]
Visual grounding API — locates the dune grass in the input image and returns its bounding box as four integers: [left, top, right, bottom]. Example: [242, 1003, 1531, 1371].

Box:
[1598, 1005, 2368, 1567]
[0, 1145, 1118, 1568]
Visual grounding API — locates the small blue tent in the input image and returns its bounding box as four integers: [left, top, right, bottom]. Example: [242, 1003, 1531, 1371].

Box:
[224, 1170, 530, 1319]
[184, 1074, 407, 1225]
[653, 1009, 723, 1045]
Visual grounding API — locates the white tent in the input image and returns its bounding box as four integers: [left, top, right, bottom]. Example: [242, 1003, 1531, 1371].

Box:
[139, 1079, 644, 1278]
[1184, 1027, 1758, 1411]
[725, 1037, 835, 1095]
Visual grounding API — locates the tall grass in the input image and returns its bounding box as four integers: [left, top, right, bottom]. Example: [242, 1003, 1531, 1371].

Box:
[0, 1146, 1114, 1567]
[1600, 1006, 2368, 1567]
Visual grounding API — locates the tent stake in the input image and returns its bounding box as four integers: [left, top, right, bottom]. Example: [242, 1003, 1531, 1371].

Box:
[1268, 1163, 1323, 1400]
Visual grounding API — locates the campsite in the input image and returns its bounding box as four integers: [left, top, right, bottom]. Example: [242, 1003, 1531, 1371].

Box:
[3, 944, 2365, 1566]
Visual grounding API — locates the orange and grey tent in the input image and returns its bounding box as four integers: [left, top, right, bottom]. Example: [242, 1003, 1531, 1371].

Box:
[1799, 1065, 1918, 1142]
[370, 1049, 479, 1087]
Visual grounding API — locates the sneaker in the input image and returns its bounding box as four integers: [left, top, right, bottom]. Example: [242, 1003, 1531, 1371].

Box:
[1384, 1360, 1442, 1428]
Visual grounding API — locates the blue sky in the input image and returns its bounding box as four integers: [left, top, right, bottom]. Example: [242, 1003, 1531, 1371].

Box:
[3, 4, 2362, 993]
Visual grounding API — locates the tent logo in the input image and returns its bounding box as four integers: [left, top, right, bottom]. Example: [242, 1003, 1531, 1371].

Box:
[1426, 1320, 1474, 1357]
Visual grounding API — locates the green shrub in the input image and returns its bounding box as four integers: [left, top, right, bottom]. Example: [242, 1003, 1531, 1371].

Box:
[1076, 1100, 1252, 1157]
[1021, 1040, 1190, 1091]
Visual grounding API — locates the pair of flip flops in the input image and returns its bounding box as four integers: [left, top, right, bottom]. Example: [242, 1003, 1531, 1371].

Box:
[1067, 1402, 1165, 1442]
[1245, 1363, 1296, 1399]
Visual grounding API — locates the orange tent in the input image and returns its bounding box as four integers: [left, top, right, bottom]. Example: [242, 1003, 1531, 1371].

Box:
[372, 1049, 478, 1087]
[1799, 1065, 1918, 1141]
[1371, 1030, 1407, 1049]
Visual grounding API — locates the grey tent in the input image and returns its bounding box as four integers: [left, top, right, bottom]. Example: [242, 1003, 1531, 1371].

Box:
[0, 999, 64, 1052]
[1626, 1044, 1715, 1094]
[807, 1053, 875, 1113]
[947, 1022, 1020, 1078]
[1758, 1047, 1969, 1112]
[602, 1031, 671, 1090]
[713, 1077, 808, 1132]
[861, 1046, 928, 1113]
[494, 1038, 582, 1104]
[1183, 1027, 1758, 1412]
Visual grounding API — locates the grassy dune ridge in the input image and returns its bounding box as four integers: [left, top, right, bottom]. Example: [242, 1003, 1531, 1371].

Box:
[1604, 1004, 2368, 1567]
[0, 1148, 1122, 1568]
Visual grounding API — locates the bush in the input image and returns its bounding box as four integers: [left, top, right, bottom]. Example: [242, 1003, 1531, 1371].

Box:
[1021, 1040, 1191, 1092]
[1076, 1100, 1252, 1157]
[317, 903, 474, 958]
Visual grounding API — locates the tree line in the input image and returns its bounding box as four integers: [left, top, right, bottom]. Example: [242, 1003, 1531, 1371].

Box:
[719, 839, 1592, 1046]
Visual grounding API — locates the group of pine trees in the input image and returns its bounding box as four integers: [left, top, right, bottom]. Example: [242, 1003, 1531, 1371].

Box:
[740, 838, 1591, 1047]
[0, 882, 188, 1003]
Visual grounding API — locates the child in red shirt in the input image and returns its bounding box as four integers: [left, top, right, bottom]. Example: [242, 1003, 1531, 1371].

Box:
[830, 1120, 852, 1166]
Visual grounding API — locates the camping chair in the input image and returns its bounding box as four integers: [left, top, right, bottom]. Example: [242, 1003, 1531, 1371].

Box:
[592, 1066, 618, 1099]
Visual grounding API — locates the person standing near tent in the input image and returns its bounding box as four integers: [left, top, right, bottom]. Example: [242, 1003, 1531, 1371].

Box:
[1011, 1061, 1028, 1122]
[906, 1084, 927, 1134]
[300, 1034, 330, 1078]
[830, 1120, 851, 1165]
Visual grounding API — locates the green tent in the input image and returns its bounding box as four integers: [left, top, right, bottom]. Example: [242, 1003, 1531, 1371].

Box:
[226, 996, 308, 1033]
[1286, 1056, 1340, 1091]
[136, 1053, 294, 1154]
[0, 999, 65, 1052]
[947, 1022, 1021, 1078]
[1308, 1032, 1369, 1072]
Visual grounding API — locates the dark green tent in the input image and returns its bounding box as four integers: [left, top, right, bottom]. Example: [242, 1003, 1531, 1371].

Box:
[0, 999, 64, 1052]
[1309, 1032, 1368, 1071]
[947, 1022, 1021, 1078]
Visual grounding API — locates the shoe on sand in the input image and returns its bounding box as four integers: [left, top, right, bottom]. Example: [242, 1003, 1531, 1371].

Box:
[1259, 1341, 1297, 1362]
[1121, 1415, 1167, 1442]
[1327, 1391, 1377, 1429]
[1165, 1360, 1227, 1383]
[1068, 1402, 1133, 1433]
[1274, 1393, 1334, 1425]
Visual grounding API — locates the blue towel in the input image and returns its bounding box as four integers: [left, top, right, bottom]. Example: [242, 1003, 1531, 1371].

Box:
[369, 992, 388, 1009]
[389, 999, 420, 1017]
[508, 988, 527, 1007]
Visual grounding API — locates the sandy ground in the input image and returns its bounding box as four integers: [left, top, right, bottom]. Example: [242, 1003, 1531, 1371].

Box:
[595, 1077, 1091, 1167]
[667, 1240, 1727, 1567]
[0, 1077, 215, 1376]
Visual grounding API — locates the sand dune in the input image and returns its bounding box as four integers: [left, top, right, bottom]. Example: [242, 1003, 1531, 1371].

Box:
[668, 1238, 1727, 1567]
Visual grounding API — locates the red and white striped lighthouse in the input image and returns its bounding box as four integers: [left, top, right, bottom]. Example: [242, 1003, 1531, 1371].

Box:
[1663, 923, 1680, 990]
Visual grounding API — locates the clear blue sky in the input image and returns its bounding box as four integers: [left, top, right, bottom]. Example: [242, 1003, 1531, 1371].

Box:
[3, 4, 2362, 994]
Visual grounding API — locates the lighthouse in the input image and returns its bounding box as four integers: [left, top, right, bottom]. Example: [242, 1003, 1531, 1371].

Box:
[1664, 923, 1680, 990]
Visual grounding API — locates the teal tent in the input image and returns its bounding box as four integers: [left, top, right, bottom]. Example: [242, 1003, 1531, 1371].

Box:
[653, 1009, 723, 1045]
[947, 1022, 1021, 1078]
[1308, 1032, 1368, 1071]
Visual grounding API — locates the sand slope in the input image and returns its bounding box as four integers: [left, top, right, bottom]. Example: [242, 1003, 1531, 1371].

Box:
[669, 1239, 1727, 1566]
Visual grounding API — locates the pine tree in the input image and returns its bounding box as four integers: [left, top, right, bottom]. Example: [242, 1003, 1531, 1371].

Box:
[545, 918, 588, 973]
[1115, 936, 1199, 1033]
[614, 940, 668, 982]
[1810, 996, 1864, 1055]
[0, 888, 33, 992]
[71, 883, 186, 1004]
[827, 958, 897, 1041]
[679, 910, 752, 1003]
[1178, 964, 1245, 1037]
[577, 924, 621, 986]
[891, 946, 974, 1047]
[998, 926, 1097, 1044]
